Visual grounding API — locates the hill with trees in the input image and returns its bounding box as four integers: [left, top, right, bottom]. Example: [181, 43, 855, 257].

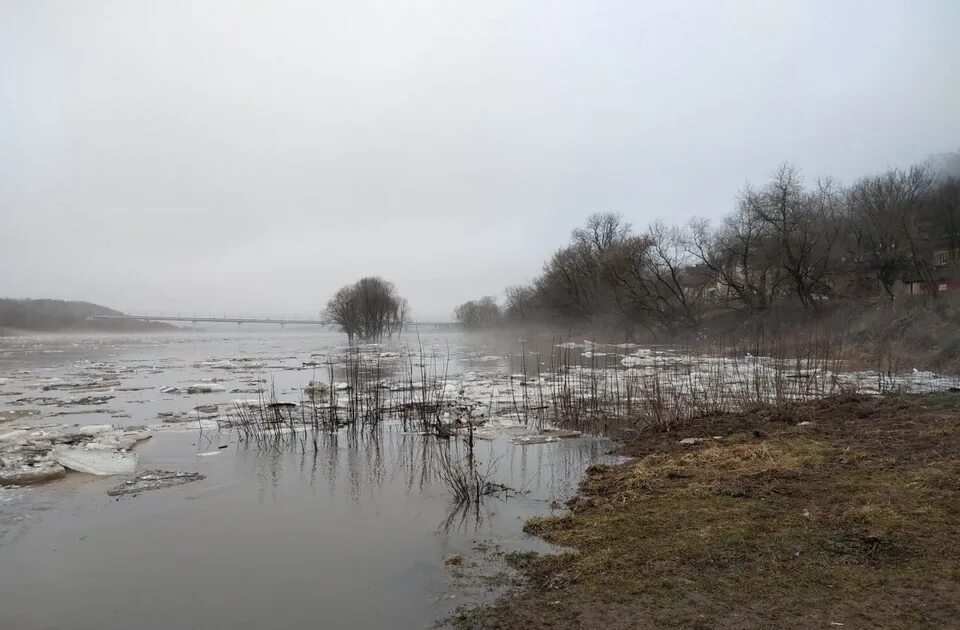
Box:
[456, 154, 960, 336]
[0, 299, 173, 333]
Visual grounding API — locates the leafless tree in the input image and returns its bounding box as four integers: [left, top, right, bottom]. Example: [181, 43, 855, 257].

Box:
[687, 208, 783, 312]
[535, 213, 631, 322]
[536, 244, 596, 321]
[601, 224, 704, 332]
[388, 297, 410, 337]
[599, 234, 655, 327]
[846, 166, 936, 298]
[503, 284, 536, 321]
[645, 221, 707, 327]
[454, 296, 502, 329]
[325, 277, 406, 341]
[572, 212, 631, 258]
[459, 154, 960, 332]
[742, 165, 841, 308]
[922, 175, 960, 260]
[326, 285, 362, 342]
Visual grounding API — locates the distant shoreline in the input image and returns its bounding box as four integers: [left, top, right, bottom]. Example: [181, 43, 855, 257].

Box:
[0, 298, 176, 334]
[0, 325, 186, 337]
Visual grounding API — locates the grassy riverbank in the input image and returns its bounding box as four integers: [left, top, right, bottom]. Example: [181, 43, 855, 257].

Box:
[456, 393, 960, 629]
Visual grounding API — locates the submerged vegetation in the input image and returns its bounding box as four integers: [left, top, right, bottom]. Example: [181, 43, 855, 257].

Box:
[198, 330, 960, 625]
[216, 330, 959, 445]
[210, 329, 958, 510]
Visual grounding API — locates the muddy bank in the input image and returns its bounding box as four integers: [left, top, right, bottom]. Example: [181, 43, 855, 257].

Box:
[457, 393, 960, 629]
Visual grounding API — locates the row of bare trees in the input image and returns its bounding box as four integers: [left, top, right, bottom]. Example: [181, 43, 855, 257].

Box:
[326, 277, 408, 341]
[461, 155, 960, 334]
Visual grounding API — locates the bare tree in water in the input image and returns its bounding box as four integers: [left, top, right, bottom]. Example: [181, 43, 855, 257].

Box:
[326, 277, 407, 342]
[454, 296, 502, 329]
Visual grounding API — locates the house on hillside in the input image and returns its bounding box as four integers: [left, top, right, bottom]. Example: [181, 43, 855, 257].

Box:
[679, 264, 716, 301]
[903, 239, 960, 295]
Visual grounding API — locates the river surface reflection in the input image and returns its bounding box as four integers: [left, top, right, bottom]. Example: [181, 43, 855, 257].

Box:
[0, 330, 617, 629]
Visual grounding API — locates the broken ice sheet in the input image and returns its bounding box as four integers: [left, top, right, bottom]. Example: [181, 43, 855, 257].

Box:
[107, 470, 206, 496]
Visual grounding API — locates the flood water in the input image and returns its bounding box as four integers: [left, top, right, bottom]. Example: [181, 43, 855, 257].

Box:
[4, 327, 958, 630]
[0, 329, 618, 630]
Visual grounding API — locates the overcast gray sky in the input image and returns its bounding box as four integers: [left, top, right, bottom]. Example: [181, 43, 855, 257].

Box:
[1, 1, 958, 319]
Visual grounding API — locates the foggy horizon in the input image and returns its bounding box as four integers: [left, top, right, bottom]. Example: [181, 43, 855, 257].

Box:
[2, 1, 958, 319]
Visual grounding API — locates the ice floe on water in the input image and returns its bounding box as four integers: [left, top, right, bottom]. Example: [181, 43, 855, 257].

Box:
[0, 409, 38, 424]
[2, 332, 959, 495]
[0, 423, 151, 483]
[53, 446, 138, 476]
[159, 382, 227, 395]
[107, 470, 205, 496]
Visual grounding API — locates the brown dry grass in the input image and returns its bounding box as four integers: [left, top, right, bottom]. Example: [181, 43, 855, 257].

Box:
[453, 393, 960, 629]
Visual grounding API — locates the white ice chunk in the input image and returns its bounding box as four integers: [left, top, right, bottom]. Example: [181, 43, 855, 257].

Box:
[54, 446, 138, 476]
[185, 383, 226, 394]
[0, 430, 29, 444]
[74, 424, 114, 437]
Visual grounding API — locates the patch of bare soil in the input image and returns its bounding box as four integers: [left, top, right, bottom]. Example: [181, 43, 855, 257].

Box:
[454, 393, 960, 629]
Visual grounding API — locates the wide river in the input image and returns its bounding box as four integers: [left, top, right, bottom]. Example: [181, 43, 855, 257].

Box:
[0, 328, 619, 630]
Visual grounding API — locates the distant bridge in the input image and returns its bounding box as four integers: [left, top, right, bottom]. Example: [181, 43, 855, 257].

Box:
[89, 314, 458, 329]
